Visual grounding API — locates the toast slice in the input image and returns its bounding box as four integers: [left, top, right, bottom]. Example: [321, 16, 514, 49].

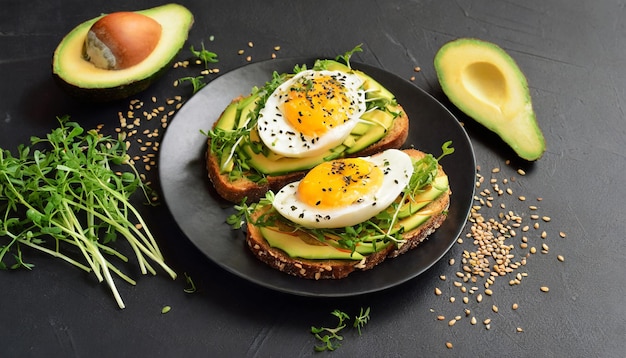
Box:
[206, 100, 410, 203]
[244, 149, 451, 280]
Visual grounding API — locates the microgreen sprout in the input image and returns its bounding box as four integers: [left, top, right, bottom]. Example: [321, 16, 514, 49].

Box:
[311, 307, 371, 351]
[353, 306, 371, 335]
[183, 272, 197, 293]
[311, 309, 350, 352]
[178, 76, 207, 94]
[335, 43, 363, 69]
[190, 42, 219, 68]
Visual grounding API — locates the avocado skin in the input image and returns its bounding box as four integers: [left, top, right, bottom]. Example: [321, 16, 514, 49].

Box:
[52, 4, 193, 102]
[434, 38, 546, 161]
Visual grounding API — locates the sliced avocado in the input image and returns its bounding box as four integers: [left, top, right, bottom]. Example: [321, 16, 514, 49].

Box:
[345, 108, 395, 154]
[434, 38, 545, 161]
[350, 121, 371, 136]
[237, 95, 260, 128]
[397, 174, 449, 218]
[52, 4, 194, 102]
[323, 60, 351, 72]
[240, 137, 344, 175]
[215, 101, 239, 130]
[260, 227, 364, 260]
[397, 209, 433, 233]
[354, 241, 391, 255]
[354, 69, 395, 103]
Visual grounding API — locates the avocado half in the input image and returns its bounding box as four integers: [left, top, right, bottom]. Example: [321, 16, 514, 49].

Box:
[52, 3, 194, 102]
[434, 38, 546, 161]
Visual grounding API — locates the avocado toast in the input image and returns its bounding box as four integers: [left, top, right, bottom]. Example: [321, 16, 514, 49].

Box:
[204, 47, 410, 203]
[229, 147, 453, 279]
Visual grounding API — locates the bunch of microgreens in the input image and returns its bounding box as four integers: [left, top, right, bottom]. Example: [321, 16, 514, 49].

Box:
[227, 142, 453, 254]
[0, 116, 175, 309]
[200, 44, 399, 184]
[311, 307, 371, 351]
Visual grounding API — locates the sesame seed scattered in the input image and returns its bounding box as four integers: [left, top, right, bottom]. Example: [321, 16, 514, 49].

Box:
[540, 286, 550, 292]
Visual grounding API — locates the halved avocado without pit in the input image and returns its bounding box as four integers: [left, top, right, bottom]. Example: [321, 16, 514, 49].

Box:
[52, 3, 194, 102]
[434, 38, 546, 161]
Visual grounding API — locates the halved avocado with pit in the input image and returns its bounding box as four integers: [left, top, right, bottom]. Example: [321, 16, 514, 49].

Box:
[52, 3, 194, 102]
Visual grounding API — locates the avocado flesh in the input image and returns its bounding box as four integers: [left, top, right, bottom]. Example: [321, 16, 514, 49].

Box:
[52, 4, 194, 101]
[434, 38, 546, 161]
[213, 64, 400, 177]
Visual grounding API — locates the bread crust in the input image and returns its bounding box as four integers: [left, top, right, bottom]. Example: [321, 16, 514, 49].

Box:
[205, 98, 410, 203]
[244, 149, 451, 280]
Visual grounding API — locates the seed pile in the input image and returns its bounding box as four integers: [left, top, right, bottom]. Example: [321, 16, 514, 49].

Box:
[431, 161, 567, 349]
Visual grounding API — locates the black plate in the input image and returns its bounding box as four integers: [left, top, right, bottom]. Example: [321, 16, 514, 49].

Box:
[158, 58, 476, 297]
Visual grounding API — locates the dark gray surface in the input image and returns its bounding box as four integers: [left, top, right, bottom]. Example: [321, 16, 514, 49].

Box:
[1, 0, 624, 357]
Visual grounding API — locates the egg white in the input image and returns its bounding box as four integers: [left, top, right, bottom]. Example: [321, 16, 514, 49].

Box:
[272, 149, 415, 229]
[257, 69, 366, 158]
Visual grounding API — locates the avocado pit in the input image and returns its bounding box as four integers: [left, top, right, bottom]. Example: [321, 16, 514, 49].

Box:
[84, 12, 162, 70]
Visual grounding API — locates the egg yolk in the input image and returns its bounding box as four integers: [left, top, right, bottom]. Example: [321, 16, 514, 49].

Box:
[297, 158, 384, 209]
[283, 75, 354, 137]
